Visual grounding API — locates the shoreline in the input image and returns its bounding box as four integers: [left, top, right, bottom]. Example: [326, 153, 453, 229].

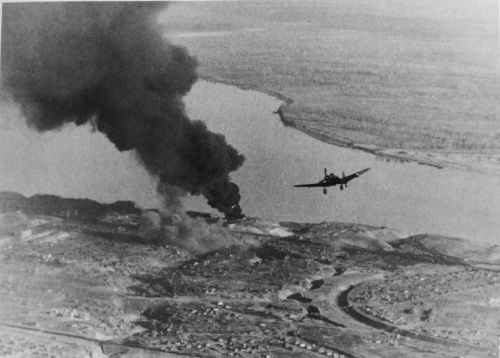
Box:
[200, 74, 500, 177]
[200, 74, 294, 106]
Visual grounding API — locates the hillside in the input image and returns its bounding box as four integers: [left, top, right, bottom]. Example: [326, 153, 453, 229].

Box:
[0, 192, 498, 357]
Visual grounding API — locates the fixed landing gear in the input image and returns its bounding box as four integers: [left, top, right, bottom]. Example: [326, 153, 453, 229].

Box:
[323, 188, 327, 195]
[340, 184, 344, 191]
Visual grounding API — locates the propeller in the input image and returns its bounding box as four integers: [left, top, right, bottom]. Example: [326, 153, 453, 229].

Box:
[324, 168, 327, 179]
[342, 171, 347, 188]
[340, 184, 344, 191]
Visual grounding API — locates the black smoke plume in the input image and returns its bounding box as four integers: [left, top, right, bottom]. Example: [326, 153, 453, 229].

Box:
[1, 2, 245, 220]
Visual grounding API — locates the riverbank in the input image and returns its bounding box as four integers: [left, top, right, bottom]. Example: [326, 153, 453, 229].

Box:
[185, 80, 500, 245]
[163, 1, 500, 177]
[3, 78, 500, 243]
[202, 74, 500, 177]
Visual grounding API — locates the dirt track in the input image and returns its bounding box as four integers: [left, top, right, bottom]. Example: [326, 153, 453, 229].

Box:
[1, 203, 499, 357]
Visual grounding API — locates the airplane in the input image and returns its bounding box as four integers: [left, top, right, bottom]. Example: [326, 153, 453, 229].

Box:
[294, 168, 370, 194]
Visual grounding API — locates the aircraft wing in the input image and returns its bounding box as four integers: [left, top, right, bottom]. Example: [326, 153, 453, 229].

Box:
[344, 168, 370, 182]
[294, 183, 323, 188]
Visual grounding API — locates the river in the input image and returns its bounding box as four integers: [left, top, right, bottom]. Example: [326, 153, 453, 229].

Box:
[1, 80, 499, 244]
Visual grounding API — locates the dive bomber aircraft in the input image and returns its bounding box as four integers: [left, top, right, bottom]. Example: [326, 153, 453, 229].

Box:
[294, 168, 370, 194]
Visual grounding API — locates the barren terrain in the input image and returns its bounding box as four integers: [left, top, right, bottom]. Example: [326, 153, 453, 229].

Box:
[1, 192, 499, 357]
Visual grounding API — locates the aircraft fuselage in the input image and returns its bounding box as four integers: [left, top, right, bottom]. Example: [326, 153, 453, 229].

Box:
[294, 168, 370, 194]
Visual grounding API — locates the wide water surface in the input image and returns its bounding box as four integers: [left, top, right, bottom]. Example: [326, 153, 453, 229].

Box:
[185, 82, 500, 244]
[1, 81, 499, 244]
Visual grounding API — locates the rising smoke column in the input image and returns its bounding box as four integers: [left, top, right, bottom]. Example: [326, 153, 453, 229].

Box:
[1, 2, 245, 219]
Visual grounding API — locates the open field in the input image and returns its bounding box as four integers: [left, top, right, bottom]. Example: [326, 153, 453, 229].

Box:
[160, 1, 500, 173]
